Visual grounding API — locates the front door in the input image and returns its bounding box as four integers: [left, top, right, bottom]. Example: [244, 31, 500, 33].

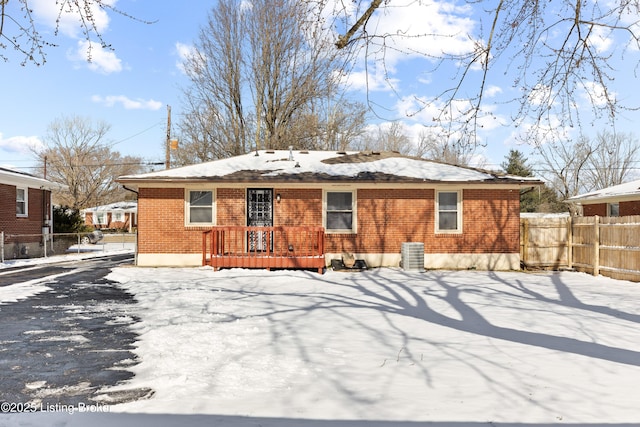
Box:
[247, 188, 273, 251]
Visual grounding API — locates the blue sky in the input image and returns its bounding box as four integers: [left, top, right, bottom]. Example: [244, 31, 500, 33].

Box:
[2, 0, 639, 175]
[1, 0, 212, 173]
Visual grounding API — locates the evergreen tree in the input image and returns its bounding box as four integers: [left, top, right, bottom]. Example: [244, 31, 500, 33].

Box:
[53, 206, 87, 233]
[501, 149, 533, 177]
[501, 149, 563, 213]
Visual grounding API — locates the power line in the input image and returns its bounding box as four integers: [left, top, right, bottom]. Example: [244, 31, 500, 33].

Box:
[110, 120, 165, 146]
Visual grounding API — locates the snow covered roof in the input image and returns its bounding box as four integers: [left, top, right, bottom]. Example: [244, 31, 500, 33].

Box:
[82, 201, 138, 213]
[567, 179, 640, 204]
[118, 150, 541, 186]
[0, 166, 64, 191]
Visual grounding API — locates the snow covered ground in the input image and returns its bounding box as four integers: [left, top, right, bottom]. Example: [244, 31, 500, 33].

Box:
[3, 264, 640, 426]
[0, 242, 135, 270]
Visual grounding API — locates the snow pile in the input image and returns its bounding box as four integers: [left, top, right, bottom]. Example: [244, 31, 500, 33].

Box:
[5, 267, 640, 426]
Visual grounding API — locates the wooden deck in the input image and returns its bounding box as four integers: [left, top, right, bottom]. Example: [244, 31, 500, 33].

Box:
[202, 226, 325, 273]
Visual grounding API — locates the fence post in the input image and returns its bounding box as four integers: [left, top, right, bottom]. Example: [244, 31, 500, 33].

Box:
[566, 216, 573, 269]
[522, 218, 529, 267]
[593, 215, 600, 276]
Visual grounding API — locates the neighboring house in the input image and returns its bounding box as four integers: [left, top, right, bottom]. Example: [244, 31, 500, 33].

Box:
[567, 179, 640, 217]
[0, 167, 62, 258]
[83, 201, 138, 232]
[117, 150, 542, 270]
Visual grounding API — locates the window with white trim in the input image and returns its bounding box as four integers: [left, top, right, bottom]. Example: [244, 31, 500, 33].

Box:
[187, 190, 214, 225]
[94, 212, 107, 225]
[436, 190, 462, 233]
[16, 187, 27, 217]
[608, 203, 619, 217]
[325, 191, 355, 233]
[113, 211, 124, 222]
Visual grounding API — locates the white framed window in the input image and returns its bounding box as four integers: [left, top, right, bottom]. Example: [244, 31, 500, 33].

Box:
[94, 212, 107, 225]
[436, 190, 462, 233]
[608, 203, 619, 217]
[16, 187, 27, 217]
[112, 211, 124, 222]
[324, 190, 356, 233]
[186, 189, 215, 225]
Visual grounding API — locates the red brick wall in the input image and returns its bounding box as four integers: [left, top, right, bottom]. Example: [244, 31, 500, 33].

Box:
[582, 200, 640, 216]
[138, 187, 205, 254]
[582, 204, 608, 216]
[137, 186, 521, 256]
[0, 184, 47, 239]
[621, 201, 640, 216]
[217, 188, 245, 226]
[274, 188, 322, 226]
[324, 188, 519, 254]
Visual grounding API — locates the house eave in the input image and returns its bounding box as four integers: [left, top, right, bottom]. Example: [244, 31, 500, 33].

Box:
[117, 175, 539, 190]
[567, 193, 640, 205]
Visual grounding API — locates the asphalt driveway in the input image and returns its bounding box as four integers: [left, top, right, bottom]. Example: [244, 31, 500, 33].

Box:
[0, 254, 152, 410]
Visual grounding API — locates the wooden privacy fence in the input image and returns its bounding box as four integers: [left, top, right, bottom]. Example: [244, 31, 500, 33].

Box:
[202, 226, 325, 273]
[521, 215, 640, 282]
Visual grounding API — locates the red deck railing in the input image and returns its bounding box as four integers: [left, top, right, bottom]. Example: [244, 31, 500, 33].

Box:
[202, 226, 326, 273]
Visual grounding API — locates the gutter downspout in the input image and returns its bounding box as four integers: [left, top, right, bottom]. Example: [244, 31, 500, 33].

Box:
[122, 185, 139, 265]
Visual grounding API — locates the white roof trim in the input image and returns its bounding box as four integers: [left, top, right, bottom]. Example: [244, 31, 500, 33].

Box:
[567, 179, 640, 204]
[0, 167, 64, 191]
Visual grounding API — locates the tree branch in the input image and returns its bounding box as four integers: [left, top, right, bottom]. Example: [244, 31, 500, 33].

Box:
[335, 0, 383, 49]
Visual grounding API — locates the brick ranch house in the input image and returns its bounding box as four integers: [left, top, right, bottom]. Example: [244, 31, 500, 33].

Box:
[567, 179, 640, 217]
[0, 167, 62, 259]
[117, 150, 542, 270]
[82, 201, 138, 232]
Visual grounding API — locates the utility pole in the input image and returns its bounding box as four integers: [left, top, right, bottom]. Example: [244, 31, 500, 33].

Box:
[166, 105, 171, 170]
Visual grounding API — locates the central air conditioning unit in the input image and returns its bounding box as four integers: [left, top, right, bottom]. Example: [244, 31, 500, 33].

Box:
[401, 242, 424, 272]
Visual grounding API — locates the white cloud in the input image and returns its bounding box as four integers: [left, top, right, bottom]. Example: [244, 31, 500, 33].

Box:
[68, 40, 123, 74]
[340, 68, 398, 93]
[174, 42, 195, 74]
[589, 25, 614, 53]
[580, 81, 615, 108]
[92, 95, 163, 111]
[485, 85, 503, 98]
[345, 0, 477, 68]
[30, 0, 115, 38]
[0, 133, 45, 155]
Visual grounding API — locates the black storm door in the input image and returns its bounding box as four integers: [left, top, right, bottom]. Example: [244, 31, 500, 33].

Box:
[247, 189, 273, 251]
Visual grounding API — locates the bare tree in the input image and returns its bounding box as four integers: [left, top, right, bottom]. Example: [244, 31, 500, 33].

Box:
[0, 0, 151, 65]
[178, 0, 362, 160]
[355, 121, 412, 153]
[414, 130, 478, 166]
[247, 0, 342, 150]
[535, 135, 595, 215]
[536, 130, 640, 214]
[309, 0, 640, 148]
[34, 115, 144, 209]
[583, 131, 640, 190]
[179, 0, 247, 162]
[288, 97, 368, 151]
